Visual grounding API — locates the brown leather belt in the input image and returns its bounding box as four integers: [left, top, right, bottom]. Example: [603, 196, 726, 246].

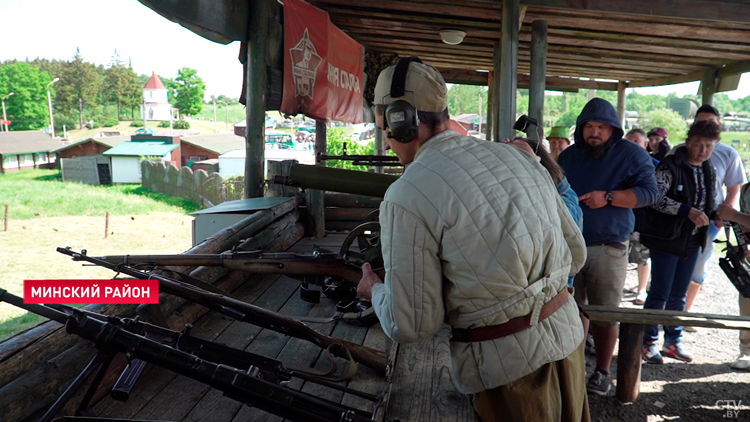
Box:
[450, 288, 569, 343]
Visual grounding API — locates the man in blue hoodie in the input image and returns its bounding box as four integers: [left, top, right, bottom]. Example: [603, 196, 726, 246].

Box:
[559, 98, 659, 396]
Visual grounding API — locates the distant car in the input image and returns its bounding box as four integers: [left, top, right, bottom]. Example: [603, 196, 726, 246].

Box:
[298, 126, 316, 133]
[135, 128, 155, 135]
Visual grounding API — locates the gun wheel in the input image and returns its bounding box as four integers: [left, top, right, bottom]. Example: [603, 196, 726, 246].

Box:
[340, 221, 382, 267]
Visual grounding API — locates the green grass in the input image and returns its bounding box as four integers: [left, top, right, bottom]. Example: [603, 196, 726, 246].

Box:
[721, 132, 750, 163]
[0, 169, 200, 219]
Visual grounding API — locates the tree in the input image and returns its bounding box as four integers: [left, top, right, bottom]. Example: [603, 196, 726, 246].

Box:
[104, 52, 142, 119]
[0, 62, 53, 131]
[173, 67, 206, 117]
[447, 84, 487, 117]
[640, 108, 689, 143]
[55, 48, 102, 129]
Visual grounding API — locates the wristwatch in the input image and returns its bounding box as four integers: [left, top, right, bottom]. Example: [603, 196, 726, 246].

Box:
[605, 191, 615, 206]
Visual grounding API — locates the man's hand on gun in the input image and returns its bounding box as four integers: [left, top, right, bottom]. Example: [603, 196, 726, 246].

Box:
[357, 263, 383, 301]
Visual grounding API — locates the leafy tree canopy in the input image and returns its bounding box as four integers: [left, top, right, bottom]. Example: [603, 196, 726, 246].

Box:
[0, 62, 53, 130]
[173, 67, 205, 118]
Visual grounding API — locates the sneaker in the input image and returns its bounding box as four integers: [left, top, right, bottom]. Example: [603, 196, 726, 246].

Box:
[586, 369, 611, 396]
[662, 342, 694, 362]
[730, 355, 750, 370]
[634, 290, 647, 306]
[585, 334, 596, 356]
[642, 343, 663, 364]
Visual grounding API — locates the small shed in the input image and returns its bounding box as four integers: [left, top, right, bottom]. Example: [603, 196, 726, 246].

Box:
[0, 131, 60, 174]
[219, 147, 315, 178]
[179, 133, 246, 166]
[103, 136, 180, 183]
[53, 136, 129, 160]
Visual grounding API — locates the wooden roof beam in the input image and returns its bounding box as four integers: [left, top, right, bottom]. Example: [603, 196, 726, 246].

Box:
[438, 68, 619, 91]
[312, 0, 502, 20]
[629, 60, 750, 88]
[519, 0, 750, 24]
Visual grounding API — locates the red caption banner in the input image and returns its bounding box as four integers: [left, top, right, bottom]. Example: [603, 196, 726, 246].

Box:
[24, 280, 159, 304]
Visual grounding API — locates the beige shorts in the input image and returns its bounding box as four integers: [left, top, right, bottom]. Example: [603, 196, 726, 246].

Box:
[574, 242, 629, 327]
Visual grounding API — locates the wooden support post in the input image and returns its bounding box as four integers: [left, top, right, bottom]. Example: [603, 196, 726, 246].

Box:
[244, 0, 271, 198]
[528, 20, 547, 142]
[617, 80, 627, 130]
[492, 43, 501, 142]
[307, 121, 326, 238]
[702, 68, 717, 106]
[499, 0, 519, 142]
[616, 323, 644, 403]
[486, 71, 494, 141]
[4, 205, 8, 232]
[374, 126, 385, 174]
[104, 211, 109, 238]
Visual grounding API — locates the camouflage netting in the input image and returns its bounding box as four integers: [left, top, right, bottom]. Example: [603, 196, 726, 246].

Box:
[364, 51, 399, 105]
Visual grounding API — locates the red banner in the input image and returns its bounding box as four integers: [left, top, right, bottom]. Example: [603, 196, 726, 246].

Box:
[24, 279, 159, 304]
[281, 0, 363, 123]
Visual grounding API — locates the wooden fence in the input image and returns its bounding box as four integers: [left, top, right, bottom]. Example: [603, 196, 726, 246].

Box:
[141, 161, 244, 207]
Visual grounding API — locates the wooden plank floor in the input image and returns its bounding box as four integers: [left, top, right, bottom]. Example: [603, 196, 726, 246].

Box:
[90, 234, 389, 422]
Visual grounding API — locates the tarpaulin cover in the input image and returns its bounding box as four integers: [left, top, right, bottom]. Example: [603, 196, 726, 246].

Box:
[281, 0, 363, 123]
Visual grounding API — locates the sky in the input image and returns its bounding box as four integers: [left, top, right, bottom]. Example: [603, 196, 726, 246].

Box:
[1, 0, 748, 102]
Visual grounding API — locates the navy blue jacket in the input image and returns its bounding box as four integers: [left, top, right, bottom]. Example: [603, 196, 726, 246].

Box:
[558, 98, 659, 245]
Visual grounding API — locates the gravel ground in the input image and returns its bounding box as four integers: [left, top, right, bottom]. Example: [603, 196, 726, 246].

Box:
[586, 258, 750, 421]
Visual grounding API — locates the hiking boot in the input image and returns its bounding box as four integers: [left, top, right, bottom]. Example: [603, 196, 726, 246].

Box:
[585, 334, 596, 356]
[642, 343, 663, 364]
[730, 355, 750, 370]
[586, 369, 611, 396]
[634, 290, 647, 306]
[662, 342, 694, 362]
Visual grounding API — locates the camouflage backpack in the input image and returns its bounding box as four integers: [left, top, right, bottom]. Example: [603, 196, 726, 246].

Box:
[718, 183, 750, 298]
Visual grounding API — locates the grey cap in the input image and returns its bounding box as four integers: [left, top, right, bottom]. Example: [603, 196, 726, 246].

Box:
[373, 61, 448, 112]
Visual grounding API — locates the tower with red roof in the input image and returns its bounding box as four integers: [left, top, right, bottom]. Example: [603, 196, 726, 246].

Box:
[141, 72, 173, 121]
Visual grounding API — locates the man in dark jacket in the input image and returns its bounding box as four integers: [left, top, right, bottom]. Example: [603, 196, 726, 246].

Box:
[559, 98, 659, 396]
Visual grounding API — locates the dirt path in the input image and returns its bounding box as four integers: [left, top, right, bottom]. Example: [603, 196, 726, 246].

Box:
[0, 213, 193, 323]
[587, 259, 750, 421]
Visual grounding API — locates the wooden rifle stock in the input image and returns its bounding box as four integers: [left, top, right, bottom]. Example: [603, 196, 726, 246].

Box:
[56, 248, 388, 373]
[93, 252, 365, 284]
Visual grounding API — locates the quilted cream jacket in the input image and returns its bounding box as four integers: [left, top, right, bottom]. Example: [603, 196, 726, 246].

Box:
[371, 130, 587, 394]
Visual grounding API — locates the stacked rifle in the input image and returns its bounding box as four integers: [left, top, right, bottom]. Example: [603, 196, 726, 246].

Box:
[1, 246, 389, 422]
[0, 289, 379, 422]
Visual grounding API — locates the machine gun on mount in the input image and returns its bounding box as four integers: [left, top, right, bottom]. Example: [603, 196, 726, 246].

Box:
[56, 247, 389, 374]
[0, 289, 380, 422]
[316, 141, 403, 167]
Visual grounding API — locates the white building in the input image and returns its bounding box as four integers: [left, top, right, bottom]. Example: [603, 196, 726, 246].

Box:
[141, 72, 173, 121]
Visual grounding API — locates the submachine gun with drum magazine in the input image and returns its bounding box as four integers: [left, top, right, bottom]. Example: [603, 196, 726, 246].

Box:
[0, 289, 381, 422]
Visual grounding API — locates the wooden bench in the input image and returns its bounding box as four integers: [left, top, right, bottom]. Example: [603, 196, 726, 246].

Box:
[582, 305, 750, 403]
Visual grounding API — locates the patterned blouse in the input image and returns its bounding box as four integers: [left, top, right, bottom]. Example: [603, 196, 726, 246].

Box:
[652, 163, 707, 235]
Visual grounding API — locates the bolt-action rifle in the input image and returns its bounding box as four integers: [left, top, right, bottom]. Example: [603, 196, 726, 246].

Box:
[56, 247, 389, 374]
[0, 289, 378, 422]
[88, 250, 367, 284]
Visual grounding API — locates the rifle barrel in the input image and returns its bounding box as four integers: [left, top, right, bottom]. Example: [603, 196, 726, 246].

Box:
[93, 253, 364, 284]
[56, 248, 388, 373]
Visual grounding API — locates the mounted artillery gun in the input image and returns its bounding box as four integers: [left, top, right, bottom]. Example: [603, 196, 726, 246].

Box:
[0, 289, 382, 422]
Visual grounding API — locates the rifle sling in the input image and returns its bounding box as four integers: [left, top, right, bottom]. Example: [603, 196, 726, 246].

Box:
[285, 343, 358, 382]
